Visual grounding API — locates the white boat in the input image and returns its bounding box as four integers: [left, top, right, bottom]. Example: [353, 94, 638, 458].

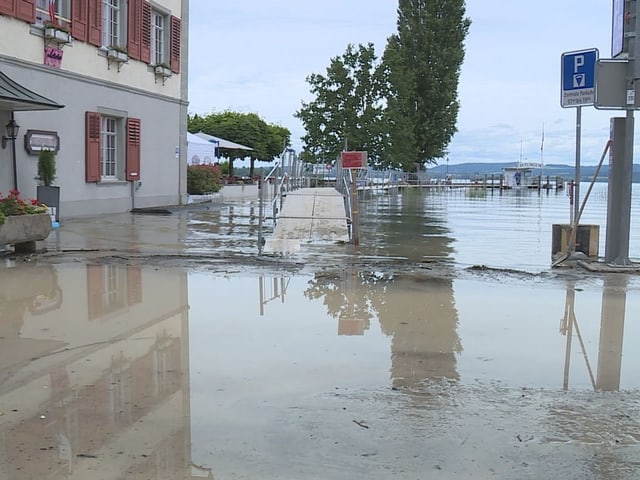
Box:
[502, 162, 542, 189]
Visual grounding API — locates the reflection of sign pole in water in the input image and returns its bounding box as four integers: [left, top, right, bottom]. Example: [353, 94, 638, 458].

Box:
[596, 276, 627, 391]
[561, 280, 627, 391]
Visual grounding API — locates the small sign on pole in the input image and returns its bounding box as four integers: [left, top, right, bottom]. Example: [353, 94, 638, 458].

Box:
[341, 151, 368, 169]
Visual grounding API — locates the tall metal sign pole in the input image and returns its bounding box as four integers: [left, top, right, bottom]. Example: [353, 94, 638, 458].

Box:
[615, 0, 639, 265]
[561, 48, 598, 231]
[602, 0, 640, 265]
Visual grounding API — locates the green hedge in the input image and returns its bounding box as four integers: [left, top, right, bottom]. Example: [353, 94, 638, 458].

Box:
[187, 165, 222, 194]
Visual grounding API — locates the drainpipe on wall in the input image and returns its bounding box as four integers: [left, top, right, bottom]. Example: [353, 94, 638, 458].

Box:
[178, 0, 190, 205]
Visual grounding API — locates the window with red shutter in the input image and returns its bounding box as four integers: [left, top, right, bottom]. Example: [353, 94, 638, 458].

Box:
[127, 0, 142, 60]
[85, 111, 101, 182]
[16, 0, 35, 22]
[0, 0, 15, 16]
[72, 0, 88, 42]
[141, 1, 151, 63]
[126, 118, 141, 181]
[87, 0, 101, 46]
[169, 15, 180, 73]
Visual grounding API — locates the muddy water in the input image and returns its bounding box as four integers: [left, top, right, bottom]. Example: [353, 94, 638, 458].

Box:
[2, 259, 640, 479]
[3, 184, 640, 478]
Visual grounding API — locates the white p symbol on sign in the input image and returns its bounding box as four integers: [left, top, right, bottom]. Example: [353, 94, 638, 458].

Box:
[574, 55, 584, 73]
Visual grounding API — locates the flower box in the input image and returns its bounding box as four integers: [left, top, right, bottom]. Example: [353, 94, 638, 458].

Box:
[154, 65, 172, 77]
[0, 213, 52, 253]
[107, 49, 128, 62]
[44, 27, 71, 44]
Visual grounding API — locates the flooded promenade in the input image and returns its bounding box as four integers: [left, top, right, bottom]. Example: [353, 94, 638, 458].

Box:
[1, 183, 640, 479]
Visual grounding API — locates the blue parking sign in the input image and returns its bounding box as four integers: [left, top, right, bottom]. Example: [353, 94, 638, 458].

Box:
[561, 49, 598, 107]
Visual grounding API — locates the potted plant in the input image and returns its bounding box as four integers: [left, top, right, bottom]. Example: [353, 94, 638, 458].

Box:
[36, 149, 60, 223]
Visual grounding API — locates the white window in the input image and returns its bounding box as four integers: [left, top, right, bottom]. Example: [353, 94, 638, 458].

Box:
[101, 116, 123, 179]
[102, 0, 127, 48]
[35, 0, 71, 25]
[151, 10, 166, 65]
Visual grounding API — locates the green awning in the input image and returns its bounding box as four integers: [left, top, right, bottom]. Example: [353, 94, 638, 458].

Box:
[0, 69, 64, 111]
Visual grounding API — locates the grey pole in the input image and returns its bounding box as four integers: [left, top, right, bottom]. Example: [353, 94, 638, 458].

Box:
[605, 117, 625, 262]
[612, 107, 634, 265]
[610, 0, 640, 265]
[574, 106, 581, 227]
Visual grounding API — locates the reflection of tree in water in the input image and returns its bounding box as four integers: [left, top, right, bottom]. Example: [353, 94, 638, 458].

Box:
[304, 268, 391, 331]
[305, 269, 461, 387]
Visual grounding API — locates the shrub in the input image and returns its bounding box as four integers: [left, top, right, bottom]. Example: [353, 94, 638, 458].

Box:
[187, 164, 222, 194]
[37, 149, 57, 186]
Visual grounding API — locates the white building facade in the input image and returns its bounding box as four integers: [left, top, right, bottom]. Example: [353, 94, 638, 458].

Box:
[0, 0, 188, 218]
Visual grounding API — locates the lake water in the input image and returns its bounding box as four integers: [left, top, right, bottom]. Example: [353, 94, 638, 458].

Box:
[353, 181, 638, 273]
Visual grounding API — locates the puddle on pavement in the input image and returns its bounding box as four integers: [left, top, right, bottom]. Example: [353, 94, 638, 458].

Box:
[2, 263, 640, 478]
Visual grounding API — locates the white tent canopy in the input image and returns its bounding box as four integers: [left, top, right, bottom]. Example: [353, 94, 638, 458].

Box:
[194, 131, 254, 151]
[187, 132, 216, 165]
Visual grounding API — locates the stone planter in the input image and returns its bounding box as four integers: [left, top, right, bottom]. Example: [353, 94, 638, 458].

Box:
[0, 213, 52, 253]
[44, 27, 71, 44]
[154, 65, 172, 77]
[107, 49, 128, 62]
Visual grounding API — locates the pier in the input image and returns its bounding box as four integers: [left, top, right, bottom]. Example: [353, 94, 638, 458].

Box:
[263, 187, 350, 254]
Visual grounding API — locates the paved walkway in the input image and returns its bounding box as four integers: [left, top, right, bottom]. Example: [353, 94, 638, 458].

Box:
[264, 188, 350, 254]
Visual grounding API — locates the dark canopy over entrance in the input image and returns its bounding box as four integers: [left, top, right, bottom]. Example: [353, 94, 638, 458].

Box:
[0, 69, 64, 111]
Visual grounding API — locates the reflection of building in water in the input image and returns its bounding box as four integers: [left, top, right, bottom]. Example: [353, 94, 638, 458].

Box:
[561, 278, 627, 391]
[377, 276, 460, 387]
[0, 264, 203, 479]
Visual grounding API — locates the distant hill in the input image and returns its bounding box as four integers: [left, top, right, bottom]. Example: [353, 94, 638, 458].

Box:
[426, 162, 640, 182]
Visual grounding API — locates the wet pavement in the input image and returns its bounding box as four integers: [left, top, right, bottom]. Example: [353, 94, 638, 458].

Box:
[2, 189, 640, 479]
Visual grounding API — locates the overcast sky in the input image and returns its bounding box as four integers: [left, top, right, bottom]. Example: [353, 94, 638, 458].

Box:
[188, 1, 618, 166]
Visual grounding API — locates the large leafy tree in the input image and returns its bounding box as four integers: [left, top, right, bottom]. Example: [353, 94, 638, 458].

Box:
[188, 112, 290, 179]
[295, 43, 387, 166]
[384, 0, 470, 170]
[297, 1, 469, 172]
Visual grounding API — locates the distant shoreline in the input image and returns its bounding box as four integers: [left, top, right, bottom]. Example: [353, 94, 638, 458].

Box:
[427, 162, 640, 182]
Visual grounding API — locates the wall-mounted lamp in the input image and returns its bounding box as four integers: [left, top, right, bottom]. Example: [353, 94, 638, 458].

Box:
[1, 119, 20, 149]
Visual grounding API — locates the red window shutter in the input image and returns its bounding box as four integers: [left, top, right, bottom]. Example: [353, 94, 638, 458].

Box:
[169, 15, 181, 73]
[127, 266, 142, 305]
[87, 264, 104, 319]
[87, 0, 102, 47]
[126, 117, 141, 181]
[85, 111, 101, 182]
[127, 0, 142, 60]
[0, 0, 15, 16]
[72, 0, 88, 42]
[140, 1, 151, 63]
[15, 0, 34, 22]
